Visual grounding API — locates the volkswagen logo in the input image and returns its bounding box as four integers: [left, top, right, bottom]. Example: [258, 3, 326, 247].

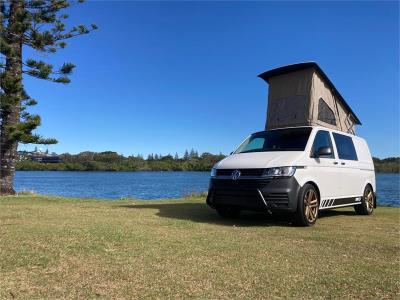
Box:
[231, 170, 241, 180]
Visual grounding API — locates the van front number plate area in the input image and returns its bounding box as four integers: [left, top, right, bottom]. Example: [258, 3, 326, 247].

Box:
[211, 178, 270, 189]
[211, 189, 266, 210]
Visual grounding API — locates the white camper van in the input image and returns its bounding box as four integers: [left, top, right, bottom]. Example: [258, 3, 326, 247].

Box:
[206, 63, 376, 226]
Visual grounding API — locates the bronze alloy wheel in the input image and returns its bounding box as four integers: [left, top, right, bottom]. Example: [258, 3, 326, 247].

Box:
[294, 183, 320, 226]
[304, 189, 318, 223]
[354, 185, 374, 215]
[364, 187, 374, 213]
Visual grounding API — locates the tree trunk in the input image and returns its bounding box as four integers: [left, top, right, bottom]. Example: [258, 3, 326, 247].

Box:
[0, 0, 23, 195]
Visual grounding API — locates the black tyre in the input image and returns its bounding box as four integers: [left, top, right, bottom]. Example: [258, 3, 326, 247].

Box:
[354, 185, 374, 215]
[216, 206, 241, 218]
[294, 183, 319, 227]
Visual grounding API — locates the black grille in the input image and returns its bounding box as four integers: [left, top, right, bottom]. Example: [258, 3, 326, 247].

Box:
[265, 193, 289, 202]
[211, 178, 270, 189]
[216, 169, 265, 177]
[265, 193, 289, 208]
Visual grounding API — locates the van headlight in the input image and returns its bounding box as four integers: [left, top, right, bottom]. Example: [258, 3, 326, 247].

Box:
[210, 167, 217, 177]
[263, 166, 296, 178]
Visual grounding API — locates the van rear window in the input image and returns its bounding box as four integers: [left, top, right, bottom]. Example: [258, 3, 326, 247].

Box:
[332, 133, 358, 161]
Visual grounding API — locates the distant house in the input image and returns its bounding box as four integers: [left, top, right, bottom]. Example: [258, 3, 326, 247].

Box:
[17, 148, 61, 163]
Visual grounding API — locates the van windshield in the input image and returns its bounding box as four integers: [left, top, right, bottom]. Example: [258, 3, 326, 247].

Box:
[235, 128, 312, 153]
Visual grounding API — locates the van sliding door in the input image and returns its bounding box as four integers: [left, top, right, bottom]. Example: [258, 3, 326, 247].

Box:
[332, 133, 363, 198]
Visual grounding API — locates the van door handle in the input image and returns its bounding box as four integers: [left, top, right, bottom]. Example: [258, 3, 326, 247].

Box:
[341, 162, 346, 165]
[333, 162, 338, 165]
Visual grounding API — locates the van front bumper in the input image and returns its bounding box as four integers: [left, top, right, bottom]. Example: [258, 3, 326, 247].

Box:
[206, 177, 301, 213]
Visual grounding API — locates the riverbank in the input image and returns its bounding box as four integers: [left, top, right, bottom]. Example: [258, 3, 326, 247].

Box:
[0, 195, 399, 299]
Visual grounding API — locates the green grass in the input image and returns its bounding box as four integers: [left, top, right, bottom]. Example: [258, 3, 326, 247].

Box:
[0, 195, 399, 299]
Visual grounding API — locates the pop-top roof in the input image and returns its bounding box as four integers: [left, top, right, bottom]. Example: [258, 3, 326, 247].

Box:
[257, 62, 361, 125]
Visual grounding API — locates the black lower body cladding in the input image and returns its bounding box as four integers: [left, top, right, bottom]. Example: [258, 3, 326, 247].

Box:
[206, 177, 301, 213]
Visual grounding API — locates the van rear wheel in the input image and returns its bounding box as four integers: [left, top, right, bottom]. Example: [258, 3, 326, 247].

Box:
[354, 185, 374, 215]
[294, 184, 319, 226]
[216, 206, 241, 218]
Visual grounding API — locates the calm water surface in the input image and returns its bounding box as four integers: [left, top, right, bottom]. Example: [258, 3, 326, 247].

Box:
[15, 171, 399, 207]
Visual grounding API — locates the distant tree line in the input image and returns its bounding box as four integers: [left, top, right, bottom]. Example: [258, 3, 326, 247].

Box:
[16, 150, 226, 172]
[15, 151, 399, 173]
[372, 157, 400, 173]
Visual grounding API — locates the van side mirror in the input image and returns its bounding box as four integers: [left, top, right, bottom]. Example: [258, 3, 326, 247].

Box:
[230, 151, 234, 155]
[316, 146, 332, 157]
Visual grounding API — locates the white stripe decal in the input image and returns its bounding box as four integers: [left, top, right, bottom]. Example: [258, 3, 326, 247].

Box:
[320, 198, 359, 209]
[319, 202, 362, 210]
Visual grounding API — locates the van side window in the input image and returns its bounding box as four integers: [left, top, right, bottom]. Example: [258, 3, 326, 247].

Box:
[332, 133, 358, 161]
[310, 130, 334, 158]
[318, 98, 337, 126]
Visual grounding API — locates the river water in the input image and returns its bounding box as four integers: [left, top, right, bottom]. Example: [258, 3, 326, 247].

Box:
[15, 171, 399, 207]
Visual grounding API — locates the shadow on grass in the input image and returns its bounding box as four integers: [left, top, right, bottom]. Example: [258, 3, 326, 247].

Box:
[116, 202, 291, 227]
[115, 201, 358, 227]
[319, 209, 357, 218]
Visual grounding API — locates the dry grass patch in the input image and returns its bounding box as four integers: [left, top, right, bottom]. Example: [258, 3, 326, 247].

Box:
[0, 195, 399, 299]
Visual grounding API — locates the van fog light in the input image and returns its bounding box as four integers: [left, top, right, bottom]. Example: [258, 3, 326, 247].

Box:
[263, 166, 296, 178]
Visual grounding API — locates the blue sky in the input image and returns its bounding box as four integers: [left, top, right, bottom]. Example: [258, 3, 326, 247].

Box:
[21, 1, 399, 158]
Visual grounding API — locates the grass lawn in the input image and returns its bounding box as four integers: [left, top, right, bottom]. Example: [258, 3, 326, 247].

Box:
[0, 195, 399, 299]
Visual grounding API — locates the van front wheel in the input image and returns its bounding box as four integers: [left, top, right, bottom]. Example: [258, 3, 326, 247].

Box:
[294, 184, 319, 226]
[354, 185, 374, 215]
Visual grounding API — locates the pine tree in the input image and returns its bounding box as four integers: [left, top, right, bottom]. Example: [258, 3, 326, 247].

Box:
[189, 148, 199, 159]
[183, 149, 189, 160]
[174, 152, 179, 160]
[0, 0, 96, 194]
